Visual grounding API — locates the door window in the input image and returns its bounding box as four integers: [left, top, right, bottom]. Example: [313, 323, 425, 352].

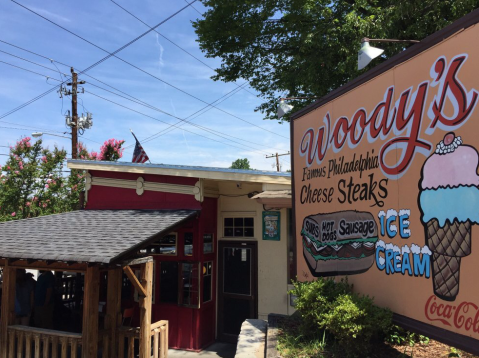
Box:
[223, 247, 251, 295]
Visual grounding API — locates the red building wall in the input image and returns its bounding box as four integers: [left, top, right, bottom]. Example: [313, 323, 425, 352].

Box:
[86, 170, 217, 350]
[86, 171, 201, 210]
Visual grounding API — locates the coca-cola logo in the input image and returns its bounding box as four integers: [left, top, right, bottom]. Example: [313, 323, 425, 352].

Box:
[424, 295, 479, 333]
[299, 55, 479, 179]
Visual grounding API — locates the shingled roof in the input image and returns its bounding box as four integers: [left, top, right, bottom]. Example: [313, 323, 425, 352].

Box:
[0, 209, 197, 264]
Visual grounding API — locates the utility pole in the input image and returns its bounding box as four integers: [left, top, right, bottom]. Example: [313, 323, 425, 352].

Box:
[66, 68, 85, 159]
[266, 152, 290, 172]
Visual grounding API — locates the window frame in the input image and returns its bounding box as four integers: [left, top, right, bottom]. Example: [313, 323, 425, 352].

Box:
[223, 217, 255, 238]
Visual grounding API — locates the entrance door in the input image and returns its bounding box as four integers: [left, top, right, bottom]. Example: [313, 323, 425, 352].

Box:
[218, 241, 258, 342]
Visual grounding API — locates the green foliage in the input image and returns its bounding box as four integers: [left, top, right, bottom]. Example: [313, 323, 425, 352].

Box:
[277, 315, 327, 358]
[0, 137, 68, 221]
[194, 0, 479, 120]
[290, 278, 393, 356]
[448, 347, 461, 358]
[230, 158, 251, 169]
[0, 137, 125, 222]
[386, 325, 430, 347]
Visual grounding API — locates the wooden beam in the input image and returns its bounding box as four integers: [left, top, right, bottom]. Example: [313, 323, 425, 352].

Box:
[82, 265, 100, 358]
[139, 261, 153, 358]
[106, 268, 122, 358]
[0, 262, 16, 358]
[9, 260, 88, 272]
[121, 256, 153, 267]
[123, 266, 147, 297]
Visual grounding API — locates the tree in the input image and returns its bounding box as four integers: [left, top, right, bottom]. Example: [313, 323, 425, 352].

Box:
[0, 137, 125, 221]
[194, 0, 479, 120]
[230, 158, 252, 169]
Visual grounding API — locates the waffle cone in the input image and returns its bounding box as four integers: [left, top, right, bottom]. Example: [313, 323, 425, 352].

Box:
[426, 219, 471, 301]
[426, 219, 471, 257]
[431, 253, 461, 301]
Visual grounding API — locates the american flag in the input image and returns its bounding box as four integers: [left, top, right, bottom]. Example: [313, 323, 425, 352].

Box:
[131, 131, 149, 163]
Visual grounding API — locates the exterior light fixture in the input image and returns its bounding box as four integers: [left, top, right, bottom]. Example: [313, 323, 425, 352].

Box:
[31, 132, 71, 139]
[277, 97, 320, 119]
[358, 37, 420, 70]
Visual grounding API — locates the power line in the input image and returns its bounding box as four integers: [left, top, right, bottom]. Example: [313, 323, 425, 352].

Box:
[1, 0, 198, 120]
[0, 46, 284, 154]
[0, 50, 70, 78]
[12, 1, 288, 140]
[110, 0, 256, 96]
[86, 90, 276, 156]
[131, 84, 247, 148]
[184, 0, 203, 16]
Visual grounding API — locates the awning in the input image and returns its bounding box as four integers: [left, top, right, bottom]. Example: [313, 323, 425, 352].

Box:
[251, 190, 292, 208]
[0, 209, 197, 264]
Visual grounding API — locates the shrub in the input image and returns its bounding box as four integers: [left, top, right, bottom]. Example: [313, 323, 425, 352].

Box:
[290, 278, 393, 357]
[292, 277, 351, 333]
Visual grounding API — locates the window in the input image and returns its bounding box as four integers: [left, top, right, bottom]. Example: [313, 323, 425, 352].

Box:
[224, 217, 254, 237]
[142, 233, 177, 255]
[184, 232, 194, 256]
[203, 234, 214, 254]
[158, 261, 201, 308]
[159, 261, 179, 304]
[181, 262, 200, 307]
[203, 261, 213, 303]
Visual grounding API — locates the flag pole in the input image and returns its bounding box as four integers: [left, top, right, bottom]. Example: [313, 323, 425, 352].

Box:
[130, 129, 152, 163]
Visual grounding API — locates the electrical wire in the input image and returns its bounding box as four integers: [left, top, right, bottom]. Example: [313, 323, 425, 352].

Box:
[86, 90, 277, 156]
[1, 0, 198, 120]
[184, 0, 203, 16]
[12, 1, 288, 140]
[0, 48, 286, 155]
[110, 0, 256, 97]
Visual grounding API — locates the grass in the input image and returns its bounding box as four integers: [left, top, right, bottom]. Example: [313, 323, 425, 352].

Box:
[276, 316, 329, 358]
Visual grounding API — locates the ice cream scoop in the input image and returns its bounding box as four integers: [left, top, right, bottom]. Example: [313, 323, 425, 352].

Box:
[418, 132, 479, 301]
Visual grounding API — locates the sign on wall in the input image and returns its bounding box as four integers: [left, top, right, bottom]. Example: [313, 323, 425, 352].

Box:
[263, 211, 280, 241]
[293, 23, 479, 341]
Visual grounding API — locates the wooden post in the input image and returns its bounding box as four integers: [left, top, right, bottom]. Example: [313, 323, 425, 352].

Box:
[139, 262, 153, 358]
[82, 266, 100, 358]
[106, 268, 122, 358]
[0, 263, 16, 358]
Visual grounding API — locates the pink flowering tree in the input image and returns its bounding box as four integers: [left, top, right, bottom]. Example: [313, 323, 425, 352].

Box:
[64, 139, 125, 212]
[0, 137, 68, 221]
[0, 137, 126, 222]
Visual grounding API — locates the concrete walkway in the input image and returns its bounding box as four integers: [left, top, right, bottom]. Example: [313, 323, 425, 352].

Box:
[168, 342, 236, 358]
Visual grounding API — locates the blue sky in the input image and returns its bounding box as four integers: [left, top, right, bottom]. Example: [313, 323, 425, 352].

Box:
[0, 0, 291, 171]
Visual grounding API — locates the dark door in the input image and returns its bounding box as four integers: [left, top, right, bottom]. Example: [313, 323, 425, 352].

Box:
[218, 241, 258, 342]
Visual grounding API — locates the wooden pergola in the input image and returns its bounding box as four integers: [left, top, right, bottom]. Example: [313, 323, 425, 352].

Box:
[0, 209, 198, 357]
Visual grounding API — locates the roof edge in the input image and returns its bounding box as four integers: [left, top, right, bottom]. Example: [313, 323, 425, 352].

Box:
[291, 8, 479, 120]
[67, 160, 291, 184]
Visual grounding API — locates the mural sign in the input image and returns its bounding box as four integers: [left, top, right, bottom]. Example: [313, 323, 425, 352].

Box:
[293, 23, 479, 341]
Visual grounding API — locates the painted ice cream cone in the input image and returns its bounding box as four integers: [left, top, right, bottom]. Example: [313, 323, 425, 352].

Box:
[419, 132, 479, 301]
[426, 219, 471, 300]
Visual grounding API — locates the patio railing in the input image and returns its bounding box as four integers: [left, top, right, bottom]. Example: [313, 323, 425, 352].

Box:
[7, 325, 82, 357]
[118, 320, 168, 358]
[5, 320, 168, 358]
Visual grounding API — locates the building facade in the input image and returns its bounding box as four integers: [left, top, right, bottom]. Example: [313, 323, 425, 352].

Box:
[68, 160, 295, 350]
